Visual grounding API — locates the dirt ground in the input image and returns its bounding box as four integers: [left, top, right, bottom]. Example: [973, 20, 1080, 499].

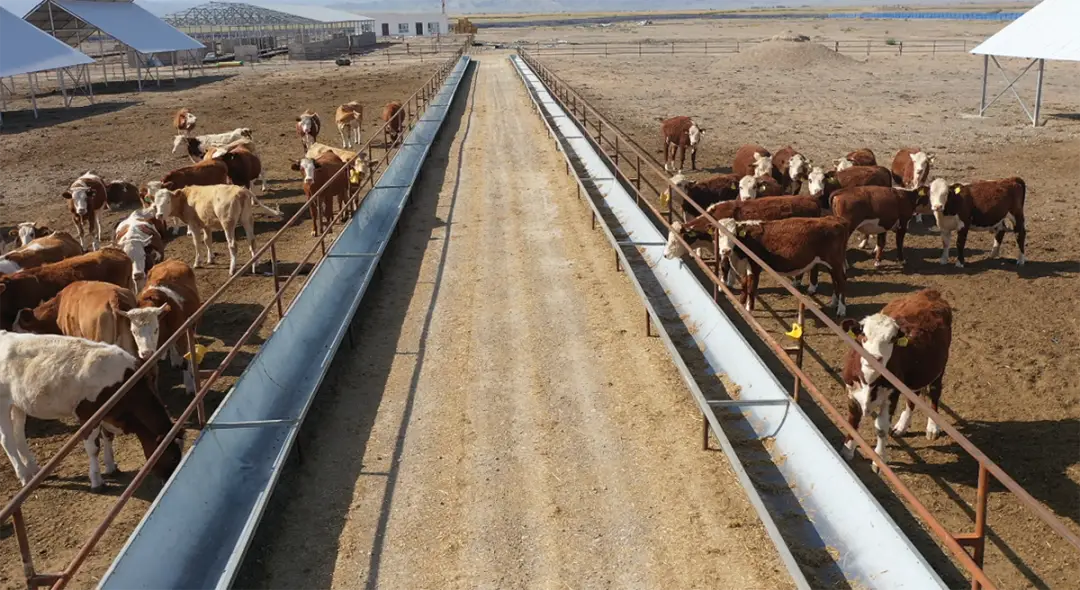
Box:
[0, 58, 441, 589]
[511, 17, 1080, 590]
[237, 54, 791, 590]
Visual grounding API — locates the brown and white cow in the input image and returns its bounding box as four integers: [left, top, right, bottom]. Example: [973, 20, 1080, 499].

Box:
[292, 152, 350, 236]
[836, 148, 877, 171]
[928, 177, 1027, 268]
[106, 181, 143, 209]
[335, 102, 363, 148]
[714, 216, 849, 316]
[297, 110, 321, 150]
[115, 210, 165, 289]
[149, 185, 281, 275]
[9, 223, 51, 247]
[830, 185, 929, 267]
[840, 289, 952, 471]
[891, 147, 933, 190]
[807, 165, 893, 209]
[732, 144, 773, 180]
[738, 174, 785, 201]
[174, 108, 197, 137]
[661, 172, 740, 221]
[153, 158, 231, 194]
[771, 146, 810, 195]
[661, 116, 704, 173]
[63, 173, 110, 251]
[383, 101, 405, 144]
[13, 281, 139, 357]
[0, 231, 83, 275]
[212, 147, 265, 193]
[0, 248, 134, 329]
[123, 259, 201, 368]
[173, 129, 253, 162]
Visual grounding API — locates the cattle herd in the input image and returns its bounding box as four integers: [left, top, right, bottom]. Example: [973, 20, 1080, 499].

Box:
[659, 116, 1028, 469]
[0, 101, 405, 491]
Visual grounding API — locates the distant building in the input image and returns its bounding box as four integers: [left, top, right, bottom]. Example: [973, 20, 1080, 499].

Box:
[366, 13, 448, 38]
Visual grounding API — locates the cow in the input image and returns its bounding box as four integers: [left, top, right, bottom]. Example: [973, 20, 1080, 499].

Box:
[0, 232, 83, 276]
[928, 177, 1027, 268]
[148, 185, 282, 275]
[0, 330, 182, 489]
[115, 210, 165, 289]
[383, 101, 405, 143]
[738, 174, 785, 201]
[9, 223, 51, 247]
[335, 101, 363, 148]
[106, 181, 142, 209]
[891, 147, 933, 190]
[840, 289, 952, 471]
[304, 142, 375, 187]
[63, 172, 110, 251]
[772, 146, 810, 195]
[122, 260, 201, 393]
[836, 148, 877, 170]
[660, 116, 704, 173]
[0, 248, 134, 329]
[174, 130, 254, 162]
[830, 186, 929, 267]
[212, 147, 265, 193]
[714, 216, 849, 316]
[296, 110, 321, 150]
[660, 173, 740, 221]
[732, 144, 773, 180]
[151, 159, 231, 197]
[12, 281, 139, 358]
[292, 153, 350, 236]
[807, 165, 893, 209]
[174, 108, 197, 137]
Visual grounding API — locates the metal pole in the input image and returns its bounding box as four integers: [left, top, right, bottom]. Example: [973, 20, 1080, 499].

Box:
[979, 54, 989, 115]
[970, 464, 990, 590]
[1032, 58, 1044, 127]
[99, 35, 108, 85]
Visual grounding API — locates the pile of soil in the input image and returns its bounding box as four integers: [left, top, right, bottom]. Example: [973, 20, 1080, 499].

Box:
[729, 40, 856, 71]
[768, 31, 811, 42]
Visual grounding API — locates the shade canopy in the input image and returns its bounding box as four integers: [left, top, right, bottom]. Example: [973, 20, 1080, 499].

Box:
[24, 0, 203, 54]
[971, 0, 1080, 61]
[0, 4, 93, 78]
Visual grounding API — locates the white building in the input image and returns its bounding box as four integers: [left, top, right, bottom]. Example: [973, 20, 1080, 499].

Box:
[366, 13, 448, 38]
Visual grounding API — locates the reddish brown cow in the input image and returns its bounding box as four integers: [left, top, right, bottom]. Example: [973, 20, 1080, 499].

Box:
[837, 148, 877, 170]
[214, 147, 264, 192]
[292, 152, 350, 235]
[383, 101, 405, 143]
[13, 281, 139, 360]
[661, 172, 740, 221]
[715, 216, 849, 315]
[296, 110, 321, 149]
[807, 165, 893, 208]
[840, 289, 952, 471]
[0, 232, 83, 275]
[928, 177, 1027, 268]
[771, 146, 810, 195]
[174, 108, 197, 136]
[830, 185, 928, 267]
[660, 116, 704, 173]
[732, 144, 773, 179]
[63, 173, 110, 251]
[122, 260, 202, 394]
[0, 248, 133, 329]
[891, 147, 933, 190]
[150, 159, 231, 198]
[106, 181, 143, 209]
[738, 174, 785, 200]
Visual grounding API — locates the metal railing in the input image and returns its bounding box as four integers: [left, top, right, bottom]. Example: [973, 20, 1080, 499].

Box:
[526, 38, 974, 57]
[0, 41, 468, 590]
[517, 48, 1080, 590]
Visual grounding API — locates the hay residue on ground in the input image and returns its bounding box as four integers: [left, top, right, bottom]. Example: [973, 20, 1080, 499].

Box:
[730, 40, 857, 71]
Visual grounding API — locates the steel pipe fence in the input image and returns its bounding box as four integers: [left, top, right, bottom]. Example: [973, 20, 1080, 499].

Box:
[525, 38, 974, 57]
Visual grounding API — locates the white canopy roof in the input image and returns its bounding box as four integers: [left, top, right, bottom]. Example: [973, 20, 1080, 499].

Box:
[24, 0, 203, 54]
[0, 4, 93, 78]
[971, 0, 1080, 62]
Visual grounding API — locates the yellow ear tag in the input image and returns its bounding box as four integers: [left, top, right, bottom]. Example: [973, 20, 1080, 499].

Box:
[349, 169, 361, 184]
[730, 183, 737, 190]
[183, 343, 208, 365]
[660, 191, 670, 209]
[918, 188, 926, 196]
[953, 186, 961, 194]
[785, 323, 803, 339]
[737, 229, 746, 237]
[896, 336, 910, 347]
[847, 330, 857, 339]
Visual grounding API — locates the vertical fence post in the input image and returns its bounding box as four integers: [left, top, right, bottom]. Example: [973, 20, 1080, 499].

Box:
[933, 40, 937, 55]
[635, 155, 641, 191]
[605, 42, 609, 57]
[712, 237, 721, 303]
[970, 464, 989, 590]
[705, 41, 708, 55]
[835, 40, 839, 53]
[899, 41, 903, 56]
[614, 135, 620, 167]
[639, 41, 642, 57]
[671, 42, 675, 54]
[866, 40, 871, 56]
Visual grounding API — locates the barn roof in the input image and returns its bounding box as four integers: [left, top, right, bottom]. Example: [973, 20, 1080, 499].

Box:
[24, 0, 203, 54]
[0, 4, 93, 78]
[971, 0, 1080, 61]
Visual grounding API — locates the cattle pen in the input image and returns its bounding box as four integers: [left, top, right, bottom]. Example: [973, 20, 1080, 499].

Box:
[1, 29, 1078, 590]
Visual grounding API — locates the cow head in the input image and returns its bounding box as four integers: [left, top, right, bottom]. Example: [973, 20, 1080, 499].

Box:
[149, 189, 174, 220]
[119, 305, 171, 360]
[788, 154, 809, 182]
[664, 221, 688, 260]
[928, 178, 955, 214]
[713, 218, 754, 278]
[239, 127, 253, 139]
[841, 314, 909, 410]
[909, 151, 931, 188]
[181, 111, 196, 128]
[297, 114, 317, 135]
[350, 153, 376, 185]
[835, 156, 854, 171]
[751, 153, 771, 178]
[291, 158, 318, 183]
[120, 232, 155, 286]
[660, 173, 690, 210]
[13, 222, 40, 247]
[64, 183, 91, 216]
[738, 175, 759, 201]
[688, 123, 703, 148]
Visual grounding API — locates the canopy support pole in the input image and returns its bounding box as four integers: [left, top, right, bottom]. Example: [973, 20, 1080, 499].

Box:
[1032, 58, 1044, 127]
[979, 54, 988, 114]
[979, 56, 1037, 121]
[28, 73, 38, 118]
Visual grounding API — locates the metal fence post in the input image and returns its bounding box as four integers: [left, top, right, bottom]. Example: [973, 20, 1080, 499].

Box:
[866, 40, 871, 56]
[933, 40, 937, 55]
[639, 41, 642, 57]
[835, 40, 839, 52]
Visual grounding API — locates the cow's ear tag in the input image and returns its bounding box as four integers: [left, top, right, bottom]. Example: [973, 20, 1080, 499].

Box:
[847, 330, 857, 339]
[737, 228, 746, 237]
[896, 336, 910, 347]
[785, 323, 803, 339]
[954, 186, 962, 194]
[918, 188, 926, 196]
[730, 183, 737, 190]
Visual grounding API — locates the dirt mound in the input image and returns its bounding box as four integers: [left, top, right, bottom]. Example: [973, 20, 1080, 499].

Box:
[768, 31, 811, 42]
[731, 40, 856, 70]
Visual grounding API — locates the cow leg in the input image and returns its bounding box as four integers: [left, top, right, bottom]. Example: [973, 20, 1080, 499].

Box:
[93, 213, 102, 251]
[1014, 216, 1026, 266]
[895, 227, 907, 264]
[841, 397, 863, 461]
[339, 125, 348, 148]
[925, 374, 944, 440]
[829, 263, 847, 317]
[746, 269, 761, 312]
[188, 224, 204, 268]
[955, 227, 969, 268]
[990, 229, 1005, 259]
[807, 266, 819, 294]
[9, 405, 39, 480]
[75, 218, 86, 250]
[243, 213, 258, 274]
[873, 233, 886, 268]
[690, 146, 697, 171]
[260, 169, 268, 193]
[224, 226, 239, 276]
[678, 145, 686, 173]
[938, 229, 952, 266]
[891, 395, 914, 436]
[83, 426, 105, 490]
[100, 427, 118, 475]
[663, 142, 672, 173]
[203, 228, 215, 265]
[871, 397, 892, 474]
[0, 402, 33, 485]
[169, 343, 185, 368]
[856, 231, 870, 249]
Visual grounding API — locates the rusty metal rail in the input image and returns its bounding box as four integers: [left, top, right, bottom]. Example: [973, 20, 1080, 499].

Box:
[0, 42, 468, 590]
[517, 48, 1080, 590]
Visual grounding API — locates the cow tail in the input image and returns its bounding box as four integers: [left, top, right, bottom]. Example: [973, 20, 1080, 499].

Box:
[250, 193, 283, 218]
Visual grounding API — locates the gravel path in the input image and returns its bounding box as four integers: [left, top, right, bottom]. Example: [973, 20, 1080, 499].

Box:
[239, 54, 791, 590]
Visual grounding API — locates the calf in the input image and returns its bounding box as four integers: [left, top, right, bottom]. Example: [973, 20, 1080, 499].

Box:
[9, 223, 51, 247]
[771, 146, 810, 195]
[661, 173, 740, 221]
[807, 165, 893, 209]
[831, 186, 928, 267]
[840, 289, 952, 471]
[175, 130, 254, 162]
[928, 177, 1027, 268]
[335, 101, 363, 148]
[13, 281, 139, 359]
[383, 101, 404, 143]
[715, 216, 849, 315]
[123, 260, 202, 393]
[732, 144, 773, 180]
[63, 172, 110, 250]
[292, 153, 349, 235]
[174, 108, 197, 137]
[115, 210, 165, 289]
[0, 248, 133, 329]
[0, 232, 83, 275]
[837, 148, 877, 170]
[891, 147, 933, 190]
[0, 330, 181, 489]
[106, 181, 142, 209]
[738, 174, 785, 201]
[213, 147, 265, 193]
[149, 185, 281, 275]
[296, 110, 321, 150]
[660, 116, 704, 173]
[155, 158, 231, 194]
